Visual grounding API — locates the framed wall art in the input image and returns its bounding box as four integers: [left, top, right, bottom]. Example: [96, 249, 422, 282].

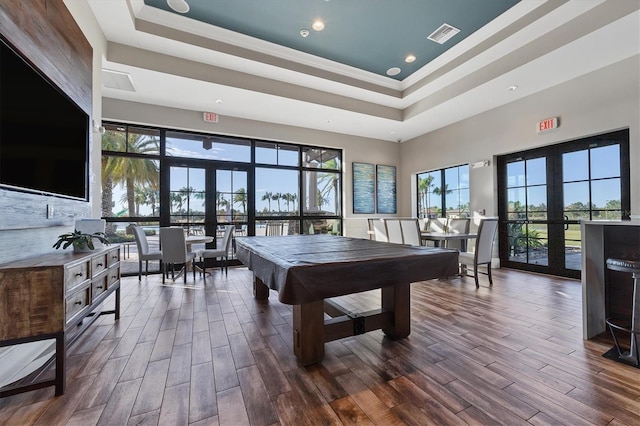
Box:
[352, 162, 375, 214]
[376, 164, 396, 214]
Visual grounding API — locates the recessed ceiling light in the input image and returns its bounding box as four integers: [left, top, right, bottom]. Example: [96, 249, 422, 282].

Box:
[215, 99, 223, 104]
[508, 85, 518, 91]
[389, 130, 396, 134]
[386, 67, 401, 76]
[312, 20, 325, 31]
[300, 29, 309, 38]
[167, 0, 190, 14]
[405, 54, 416, 63]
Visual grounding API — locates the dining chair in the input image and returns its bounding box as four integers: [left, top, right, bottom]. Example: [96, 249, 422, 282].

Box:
[197, 225, 234, 279]
[445, 217, 471, 249]
[399, 218, 422, 246]
[131, 225, 163, 280]
[458, 217, 499, 288]
[385, 219, 404, 244]
[367, 218, 388, 242]
[266, 222, 283, 236]
[159, 227, 196, 283]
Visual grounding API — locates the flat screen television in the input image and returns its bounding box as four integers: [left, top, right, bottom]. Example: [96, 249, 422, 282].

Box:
[0, 35, 89, 201]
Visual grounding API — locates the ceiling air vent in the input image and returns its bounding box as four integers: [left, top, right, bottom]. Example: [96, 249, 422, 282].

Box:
[102, 69, 135, 92]
[427, 23, 460, 44]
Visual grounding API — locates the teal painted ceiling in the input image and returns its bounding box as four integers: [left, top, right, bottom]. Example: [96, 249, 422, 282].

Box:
[143, 0, 520, 80]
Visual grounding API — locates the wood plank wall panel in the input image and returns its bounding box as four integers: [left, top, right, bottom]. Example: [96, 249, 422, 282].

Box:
[0, 0, 92, 256]
[0, 0, 92, 112]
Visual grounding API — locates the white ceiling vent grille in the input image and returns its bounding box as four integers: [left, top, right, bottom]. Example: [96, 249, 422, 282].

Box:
[102, 69, 135, 92]
[427, 23, 460, 44]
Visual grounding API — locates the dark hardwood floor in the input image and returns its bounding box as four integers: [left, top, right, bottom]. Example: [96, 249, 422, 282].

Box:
[1, 266, 639, 425]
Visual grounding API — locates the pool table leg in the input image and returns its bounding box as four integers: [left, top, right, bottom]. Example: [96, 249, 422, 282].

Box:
[253, 276, 269, 300]
[381, 282, 410, 339]
[293, 299, 325, 365]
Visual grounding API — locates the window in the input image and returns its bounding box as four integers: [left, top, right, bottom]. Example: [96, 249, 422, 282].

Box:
[101, 122, 343, 277]
[417, 164, 469, 218]
[166, 131, 251, 162]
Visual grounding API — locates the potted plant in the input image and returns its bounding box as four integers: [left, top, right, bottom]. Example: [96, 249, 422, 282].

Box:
[53, 229, 110, 253]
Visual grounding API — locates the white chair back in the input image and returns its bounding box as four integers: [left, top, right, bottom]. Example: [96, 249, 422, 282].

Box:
[132, 225, 150, 255]
[448, 218, 470, 234]
[367, 218, 388, 242]
[266, 222, 283, 236]
[399, 218, 422, 246]
[220, 225, 234, 252]
[474, 218, 499, 263]
[160, 227, 190, 263]
[427, 218, 447, 233]
[385, 219, 403, 244]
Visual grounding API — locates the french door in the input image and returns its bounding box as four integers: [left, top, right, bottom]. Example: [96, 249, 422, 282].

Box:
[497, 129, 630, 278]
[165, 160, 251, 244]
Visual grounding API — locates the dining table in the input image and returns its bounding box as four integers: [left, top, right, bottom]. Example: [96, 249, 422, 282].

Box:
[421, 231, 477, 252]
[185, 235, 214, 273]
[235, 234, 459, 365]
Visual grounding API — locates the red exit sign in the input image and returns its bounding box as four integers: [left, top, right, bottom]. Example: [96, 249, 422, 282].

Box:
[203, 112, 218, 123]
[537, 117, 559, 133]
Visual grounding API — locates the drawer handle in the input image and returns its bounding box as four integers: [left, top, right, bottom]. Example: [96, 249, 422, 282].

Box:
[74, 301, 82, 305]
[75, 272, 83, 277]
[111, 255, 118, 259]
[96, 285, 103, 289]
[96, 262, 103, 267]
[111, 275, 117, 279]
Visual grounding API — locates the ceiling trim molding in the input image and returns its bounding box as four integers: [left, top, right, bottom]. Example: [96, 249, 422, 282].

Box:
[106, 42, 404, 121]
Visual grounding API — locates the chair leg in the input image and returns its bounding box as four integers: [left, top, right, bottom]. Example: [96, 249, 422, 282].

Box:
[162, 264, 166, 283]
[488, 264, 493, 286]
[145, 260, 149, 276]
[192, 260, 196, 281]
[138, 260, 142, 281]
[474, 262, 480, 288]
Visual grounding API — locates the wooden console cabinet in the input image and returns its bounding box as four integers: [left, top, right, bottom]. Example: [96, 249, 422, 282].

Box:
[0, 246, 121, 397]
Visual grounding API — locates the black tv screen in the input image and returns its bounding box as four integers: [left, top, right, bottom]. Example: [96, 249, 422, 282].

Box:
[0, 36, 89, 201]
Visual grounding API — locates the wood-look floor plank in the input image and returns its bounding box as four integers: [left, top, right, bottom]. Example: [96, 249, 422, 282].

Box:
[189, 362, 217, 424]
[96, 378, 142, 426]
[158, 382, 190, 426]
[76, 356, 128, 410]
[130, 358, 170, 417]
[216, 386, 250, 426]
[166, 343, 192, 388]
[237, 365, 278, 426]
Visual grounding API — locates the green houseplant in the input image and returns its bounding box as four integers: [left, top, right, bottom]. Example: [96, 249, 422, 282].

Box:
[53, 229, 110, 252]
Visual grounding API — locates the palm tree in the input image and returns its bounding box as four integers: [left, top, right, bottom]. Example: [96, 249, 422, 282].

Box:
[417, 174, 435, 217]
[272, 192, 282, 212]
[282, 193, 295, 211]
[234, 188, 247, 215]
[433, 184, 453, 216]
[261, 191, 273, 211]
[318, 159, 339, 214]
[102, 130, 159, 219]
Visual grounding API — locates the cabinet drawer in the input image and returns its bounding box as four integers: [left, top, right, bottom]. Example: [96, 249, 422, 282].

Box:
[66, 283, 91, 325]
[92, 253, 108, 277]
[65, 260, 90, 293]
[107, 265, 120, 286]
[92, 271, 109, 301]
[107, 247, 120, 267]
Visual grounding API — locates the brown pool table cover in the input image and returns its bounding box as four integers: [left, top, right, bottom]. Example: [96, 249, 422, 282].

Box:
[235, 235, 459, 305]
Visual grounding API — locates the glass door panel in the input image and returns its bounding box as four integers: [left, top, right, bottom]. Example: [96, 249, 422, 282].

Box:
[504, 157, 549, 266]
[169, 166, 205, 235]
[499, 129, 629, 279]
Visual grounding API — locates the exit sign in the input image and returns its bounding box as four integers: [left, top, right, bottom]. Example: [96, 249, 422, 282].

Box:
[203, 112, 218, 123]
[537, 117, 559, 133]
